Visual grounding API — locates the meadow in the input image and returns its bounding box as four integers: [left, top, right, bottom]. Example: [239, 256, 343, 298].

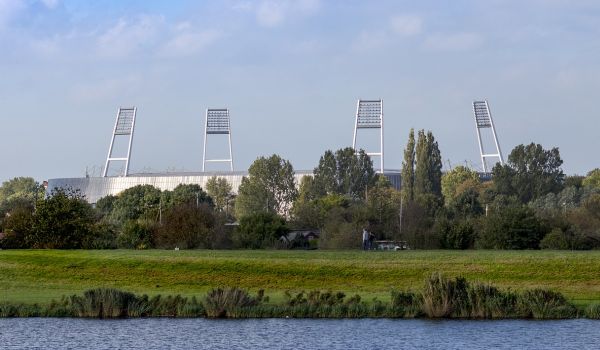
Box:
[1, 249, 599, 307]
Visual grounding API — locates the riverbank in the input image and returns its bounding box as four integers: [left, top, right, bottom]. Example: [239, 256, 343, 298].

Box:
[1, 250, 599, 306]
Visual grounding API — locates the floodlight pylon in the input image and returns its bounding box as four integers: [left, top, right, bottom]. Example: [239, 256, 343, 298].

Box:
[202, 108, 234, 172]
[472, 100, 503, 173]
[352, 99, 384, 173]
[102, 107, 136, 177]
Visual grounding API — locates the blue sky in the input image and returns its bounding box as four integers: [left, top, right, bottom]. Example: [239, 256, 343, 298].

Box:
[1, 0, 599, 182]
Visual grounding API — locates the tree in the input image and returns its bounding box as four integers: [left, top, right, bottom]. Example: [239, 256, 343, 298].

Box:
[492, 143, 564, 203]
[0, 177, 44, 215]
[441, 166, 480, 207]
[366, 175, 402, 239]
[154, 203, 217, 249]
[109, 185, 162, 224]
[414, 130, 443, 202]
[28, 188, 95, 249]
[235, 154, 298, 218]
[477, 205, 546, 249]
[233, 212, 288, 249]
[583, 169, 600, 189]
[166, 184, 212, 208]
[206, 177, 234, 213]
[312, 147, 376, 199]
[401, 129, 416, 201]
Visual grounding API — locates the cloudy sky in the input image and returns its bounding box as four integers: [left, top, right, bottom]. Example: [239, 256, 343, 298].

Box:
[1, 0, 599, 182]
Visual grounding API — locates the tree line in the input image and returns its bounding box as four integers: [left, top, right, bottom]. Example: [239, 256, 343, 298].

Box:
[1, 132, 600, 250]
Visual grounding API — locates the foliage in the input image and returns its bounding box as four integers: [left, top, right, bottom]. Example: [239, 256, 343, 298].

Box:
[109, 185, 162, 224]
[437, 218, 476, 249]
[0, 205, 33, 248]
[234, 212, 289, 249]
[311, 147, 376, 199]
[69, 288, 137, 318]
[414, 130, 443, 206]
[235, 154, 298, 218]
[204, 287, 262, 318]
[205, 176, 234, 213]
[0, 177, 44, 216]
[153, 203, 217, 249]
[365, 175, 401, 239]
[401, 128, 416, 201]
[582, 168, 600, 189]
[163, 184, 212, 208]
[27, 188, 95, 249]
[477, 205, 546, 249]
[492, 143, 564, 203]
[441, 166, 480, 207]
[117, 219, 155, 249]
[318, 204, 365, 249]
[520, 289, 577, 319]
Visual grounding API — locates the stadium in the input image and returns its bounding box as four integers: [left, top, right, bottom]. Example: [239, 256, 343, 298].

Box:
[46, 100, 499, 204]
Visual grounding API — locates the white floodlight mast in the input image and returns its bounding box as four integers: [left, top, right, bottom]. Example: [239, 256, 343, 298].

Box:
[473, 100, 503, 172]
[352, 99, 384, 173]
[202, 108, 234, 172]
[102, 107, 136, 177]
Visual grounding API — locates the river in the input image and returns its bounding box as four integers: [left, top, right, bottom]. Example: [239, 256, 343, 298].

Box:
[1, 318, 598, 349]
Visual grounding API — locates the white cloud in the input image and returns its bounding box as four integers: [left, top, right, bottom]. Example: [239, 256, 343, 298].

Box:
[0, 0, 25, 28]
[96, 15, 164, 59]
[256, 1, 285, 27]
[390, 14, 422, 36]
[238, 0, 321, 27]
[423, 32, 483, 51]
[40, 0, 58, 9]
[160, 24, 220, 57]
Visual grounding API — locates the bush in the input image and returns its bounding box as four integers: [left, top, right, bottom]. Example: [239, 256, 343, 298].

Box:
[585, 303, 600, 319]
[69, 288, 138, 318]
[234, 212, 288, 249]
[204, 287, 262, 318]
[117, 219, 154, 249]
[520, 289, 577, 319]
[153, 203, 216, 249]
[421, 273, 469, 318]
[477, 205, 546, 249]
[437, 219, 475, 249]
[540, 228, 570, 250]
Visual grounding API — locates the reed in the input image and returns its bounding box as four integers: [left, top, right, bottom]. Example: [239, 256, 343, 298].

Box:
[204, 287, 262, 318]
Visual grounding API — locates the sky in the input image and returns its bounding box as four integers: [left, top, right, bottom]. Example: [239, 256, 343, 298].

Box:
[1, 0, 599, 182]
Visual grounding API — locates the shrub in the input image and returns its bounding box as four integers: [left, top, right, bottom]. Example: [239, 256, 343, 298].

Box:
[117, 219, 154, 249]
[204, 287, 262, 318]
[585, 303, 600, 319]
[154, 203, 216, 249]
[70, 288, 138, 318]
[234, 212, 288, 249]
[520, 289, 577, 319]
[421, 273, 470, 318]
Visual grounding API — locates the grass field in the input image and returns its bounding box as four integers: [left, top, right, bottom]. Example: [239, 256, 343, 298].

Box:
[1, 249, 599, 306]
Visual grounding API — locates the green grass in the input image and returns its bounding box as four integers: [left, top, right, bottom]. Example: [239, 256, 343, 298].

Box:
[1, 249, 599, 306]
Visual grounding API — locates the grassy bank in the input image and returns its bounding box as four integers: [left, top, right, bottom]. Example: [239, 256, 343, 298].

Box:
[1, 250, 600, 306]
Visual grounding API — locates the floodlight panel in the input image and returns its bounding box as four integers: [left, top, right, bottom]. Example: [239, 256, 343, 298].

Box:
[356, 100, 382, 128]
[473, 101, 491, 128]
[206, 109, 230, 134]
[115, 108, 135, 135]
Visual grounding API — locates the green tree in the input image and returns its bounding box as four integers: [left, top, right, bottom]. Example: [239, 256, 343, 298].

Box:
[0, 177, 44, 215]
[492, 143, 564, 203]
[109, 185, 162, 224]
[235, 154, 298, 218]
[441, 166, 480, 206]
[234, 212, 289, 249]
[366, 175, 402, 239]
[312, 147, 376, 199]
[401, 129, 416, 201]
[477, 205, 546, 249]
[166, 184, 212, 208]
[583, 169, 600, 189]
[28, 188, 95, 248]
[154, 203, 217, 249]
[414, 130, 443, 201]
[206, 176, 234, 213]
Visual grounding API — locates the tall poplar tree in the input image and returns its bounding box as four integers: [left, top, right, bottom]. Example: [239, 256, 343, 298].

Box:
[414, 130, 443, 204]
[401, 129, 416, 201]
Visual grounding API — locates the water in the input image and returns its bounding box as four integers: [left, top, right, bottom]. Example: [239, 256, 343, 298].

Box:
[1, 318, 598, 350]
